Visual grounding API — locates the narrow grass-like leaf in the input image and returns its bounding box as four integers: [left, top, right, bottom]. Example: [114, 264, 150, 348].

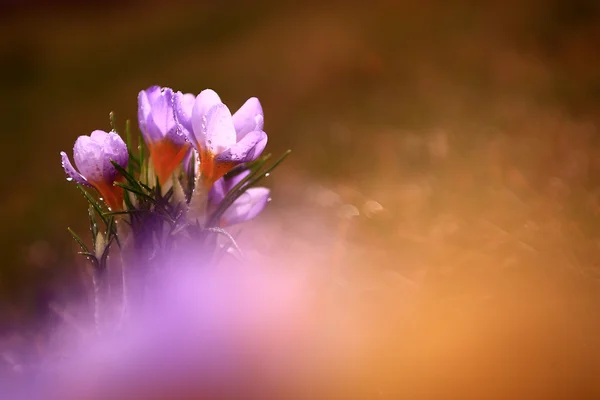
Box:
[245, 149, 291, 188]
[114, 182, 156, 204]
[77, 252, 100, 269]
[207, 151, 290, 227]
[88, 205, 98, 247]
[103, 209, 151, 216]
[76, 184, 108, 225]
[68, 227, 89, 253]
[105, 215, 120, 249]
[123, 188, 135, 211]
[111, 160, 143, 192]
[99, 236, 114, 270]
[139, 182, 153, 193]
[185, 150, 196, 203]
[139, 132, 147, 183]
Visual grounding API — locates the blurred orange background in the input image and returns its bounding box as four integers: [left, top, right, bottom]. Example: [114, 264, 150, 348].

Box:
[1, 0, 600, 397]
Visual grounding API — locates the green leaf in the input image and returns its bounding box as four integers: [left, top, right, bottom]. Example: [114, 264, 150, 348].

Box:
[68, 227, 89, 253]
[88, 205, 98, 247]
[105, 215, 120, 249]
[139, 181, 153, 193]
[103, 209, 150, 216]
[77, 252, 100, 269]
[139, 132, 147, 180]
[76, 184, 108, 225]
[185, 150, 196, 203]
[123, 188, 135, 211]
[246, 149, 291, 187]
[114, 182, 157, 204]
[110, 160, 143, 193]
[99, 235, 114, 271]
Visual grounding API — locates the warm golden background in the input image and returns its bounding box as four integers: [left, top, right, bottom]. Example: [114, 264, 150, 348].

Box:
[1, 0, 600, 397]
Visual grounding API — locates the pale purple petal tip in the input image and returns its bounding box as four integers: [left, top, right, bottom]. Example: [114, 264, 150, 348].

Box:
[60, 151, 90, 186]
[214, 130, 268, 165]
[232, 97, 264, 140]
[221, 187, 270, 226]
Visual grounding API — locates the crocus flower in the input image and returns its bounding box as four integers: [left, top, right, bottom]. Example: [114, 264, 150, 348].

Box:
[174, 89, 267, 189]
[208, 171, 270, 227]
[138, 86, 191, 184]
[61, 130, 129, 210]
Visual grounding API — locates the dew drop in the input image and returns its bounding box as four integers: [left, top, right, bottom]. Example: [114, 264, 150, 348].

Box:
[265, 173, 270, 177]
[99, 197, 104, 201]
[267, 197, 272, 203]
[66, 177, 73, 182]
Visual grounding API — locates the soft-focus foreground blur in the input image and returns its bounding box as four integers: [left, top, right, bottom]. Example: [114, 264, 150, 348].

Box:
[2, 0, 600, 398]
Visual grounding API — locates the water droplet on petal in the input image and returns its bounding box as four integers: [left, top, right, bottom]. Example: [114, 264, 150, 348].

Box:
[66, 177, 73, 182]
[99, 197, 104, 201]
[267, 197, 272, 203]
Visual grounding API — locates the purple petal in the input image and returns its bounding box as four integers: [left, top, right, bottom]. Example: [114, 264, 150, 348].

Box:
[190, 89, 223, 151]
[220, 188, 270, 226]
[73, 134, 105, 183]
[102, 132, 129, 182]
[214, 130, 267, 164]
[157, 88, 187, 147]
[208, 170, 251, 205]
[60, 151, 91, 186]
[232, 97, 264, 141]
[137, 86, 162, 142]
[173, 91, 196, 138]
[142, 87, 179, 144]
[202, 104, 237, 155]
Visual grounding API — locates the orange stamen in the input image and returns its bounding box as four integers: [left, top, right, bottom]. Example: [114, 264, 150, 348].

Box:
[200, 149, 236, 189]
[92, 179, 125, 211]
[148, 140, 191, 184]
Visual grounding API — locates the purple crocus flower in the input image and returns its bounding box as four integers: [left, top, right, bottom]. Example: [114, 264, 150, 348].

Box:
[208, 171, 270, 227]
[174, 89, 267, 190]
[60, 130, 129, 210]
[138, 86, 191, 184]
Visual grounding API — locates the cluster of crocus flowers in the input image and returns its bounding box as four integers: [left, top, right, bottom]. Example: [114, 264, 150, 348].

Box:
[60, 130, 129, 211]
[60, 86, 271, 226]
